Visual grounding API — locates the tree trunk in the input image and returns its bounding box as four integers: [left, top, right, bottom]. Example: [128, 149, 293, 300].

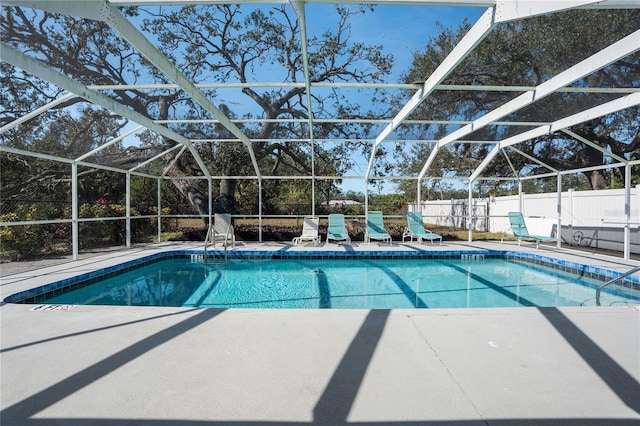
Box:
[583, 143, 607, 190]
[219, 178, 236, 213]
[158, 94, 211, 222]
[164, 163, 209, 221]
[587, 170, 607, 190]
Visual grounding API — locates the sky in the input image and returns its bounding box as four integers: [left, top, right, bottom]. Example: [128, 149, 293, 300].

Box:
[311, 4, 484, 81]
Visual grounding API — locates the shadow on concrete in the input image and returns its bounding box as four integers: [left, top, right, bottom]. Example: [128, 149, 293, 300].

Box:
[539, 307, 640, 415]
[3, 305, 639, 425]
[313, 309, 390, 422]
[0, 308, 640, 426]
[1, 309, 225, 425]
[0, 308, 203, 354]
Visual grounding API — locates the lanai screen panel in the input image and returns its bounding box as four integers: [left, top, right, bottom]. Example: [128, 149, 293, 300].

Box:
[1, 1, 639, 191]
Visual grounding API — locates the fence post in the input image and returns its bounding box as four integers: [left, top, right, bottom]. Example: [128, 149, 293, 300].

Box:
[467, 182, 473, 242]
[518, 180, 523, 213]
[126, 172, 131, 249]
[258, 179, 263, 242]
[157, 178, 161, 243]
[556, 174, 562, 248]
[72, 162, 78, 261]
[568, 188, 573, 244]
[624, 164, 631, 260]
[637, 184, 640, 226]
[208, 177, 212, 230]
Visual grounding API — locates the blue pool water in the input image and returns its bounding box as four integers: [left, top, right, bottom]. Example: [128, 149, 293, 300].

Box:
[39, 257, 639, 309]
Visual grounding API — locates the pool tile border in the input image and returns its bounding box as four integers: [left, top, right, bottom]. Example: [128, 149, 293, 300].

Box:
[4, 249, 639, 304]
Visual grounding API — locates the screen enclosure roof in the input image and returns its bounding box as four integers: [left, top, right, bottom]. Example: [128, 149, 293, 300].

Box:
[1, 0, 639, 192]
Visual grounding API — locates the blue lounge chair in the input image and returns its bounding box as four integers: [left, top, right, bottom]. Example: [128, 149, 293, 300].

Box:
[327, 214, 351, 244]
[402, 212, 442, 245]
[365, 211, 392, 245]
[503, 212, 555, 249]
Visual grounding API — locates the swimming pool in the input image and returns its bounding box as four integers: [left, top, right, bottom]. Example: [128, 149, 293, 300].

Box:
[6, 251, 639, 309]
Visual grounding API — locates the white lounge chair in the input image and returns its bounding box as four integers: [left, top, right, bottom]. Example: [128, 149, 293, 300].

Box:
[206, 213, 235, 248]
[292, 216, 321, 246]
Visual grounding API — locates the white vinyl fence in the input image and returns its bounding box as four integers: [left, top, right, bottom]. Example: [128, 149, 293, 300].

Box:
[410, 186, 640, 255]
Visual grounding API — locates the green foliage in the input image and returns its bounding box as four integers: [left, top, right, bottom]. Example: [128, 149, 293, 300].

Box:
[0, 207, 55, 259]
[0, 200, 172, 259]
[368, 194, 408, 214]
[78, 201, 158, 246]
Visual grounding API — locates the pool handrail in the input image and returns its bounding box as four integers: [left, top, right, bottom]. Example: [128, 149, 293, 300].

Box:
[596, 265, 640, 306]
[204, 222, 230, 264]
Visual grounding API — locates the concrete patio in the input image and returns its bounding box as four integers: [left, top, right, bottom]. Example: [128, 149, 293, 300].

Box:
[1, 241, 639, 425]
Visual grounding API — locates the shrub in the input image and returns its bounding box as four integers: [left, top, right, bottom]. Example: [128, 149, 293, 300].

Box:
[0, 207, 55, 259]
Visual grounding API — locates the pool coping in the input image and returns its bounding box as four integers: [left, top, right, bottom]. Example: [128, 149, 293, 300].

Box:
[3, 243, 639, 305]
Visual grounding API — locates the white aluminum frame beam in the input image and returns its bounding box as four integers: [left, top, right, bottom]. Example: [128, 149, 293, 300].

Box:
[559, 162, 626, 176]
[501, 149, 518, 178]
[162, 145, 190, 177]
[87, 81, 640, 93]
[500, 92, 640, 150]
[157, 118, 550, 127]
[0, 145, 158, 178]
[469, 145, 501, 181]
[515, 160, 628, 182]
[370, 0, 623, 180]
[418, 28, 640, 180]
[0, 92, 76, 134]
[131, 143, 184, 172]
[507, 147, 559, 173]
[466, 92, 640, 181]
[291, 0, 317, 214]
[366, 6, 497, 178]
[561, 129, 628, 164]
[493, 0, 608, 22]
[76, 125, 144, 162]
[4, 0, 261, 179]
[1, 44, 212, 178]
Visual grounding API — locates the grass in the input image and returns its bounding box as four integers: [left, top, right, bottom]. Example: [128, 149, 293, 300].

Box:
[160, 231, 184, 241]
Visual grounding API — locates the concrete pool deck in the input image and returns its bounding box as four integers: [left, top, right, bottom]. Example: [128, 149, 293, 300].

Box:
[1, 241, 639, 425]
